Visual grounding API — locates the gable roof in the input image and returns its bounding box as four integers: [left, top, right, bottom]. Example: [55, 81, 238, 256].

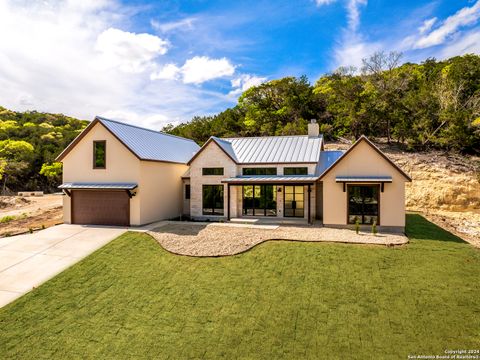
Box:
[188, 135, 323, 165]
[318, 135, 412, 181]
[56, 116, 200, 164]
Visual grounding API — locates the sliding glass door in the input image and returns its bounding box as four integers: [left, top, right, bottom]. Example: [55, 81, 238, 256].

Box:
[284, 186, 304, 218]
[347, 185, 379, 224]
[242, 185, 276, 216]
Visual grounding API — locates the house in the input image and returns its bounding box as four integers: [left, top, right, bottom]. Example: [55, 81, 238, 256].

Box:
[56, 116, 200, 226]
[184, 120, 411, 232]
[58, 117, 411, 232]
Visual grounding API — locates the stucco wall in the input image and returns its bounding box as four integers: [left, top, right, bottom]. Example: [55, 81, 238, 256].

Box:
[61, 122, 141, 224]
[322, 140, 407, 228]
[61, 122, 186, 226]
[139, 161, 188, 224]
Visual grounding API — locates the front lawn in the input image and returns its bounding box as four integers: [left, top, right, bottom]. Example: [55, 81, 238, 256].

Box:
[0, 214, 479, 359]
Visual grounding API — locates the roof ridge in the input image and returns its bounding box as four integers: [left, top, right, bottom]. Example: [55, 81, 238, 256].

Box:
[96, 116, 197, 144]
[221, 134, 323, 140]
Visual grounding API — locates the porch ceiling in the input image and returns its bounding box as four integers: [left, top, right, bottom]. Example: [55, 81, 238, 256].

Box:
[221, 175, 318, 184]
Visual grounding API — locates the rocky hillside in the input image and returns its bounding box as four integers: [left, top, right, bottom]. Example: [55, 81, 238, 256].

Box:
[325, 140, 480, 247]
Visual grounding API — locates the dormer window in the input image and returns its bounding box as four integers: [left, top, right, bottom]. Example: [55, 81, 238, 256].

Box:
[93, 141, 106, 169]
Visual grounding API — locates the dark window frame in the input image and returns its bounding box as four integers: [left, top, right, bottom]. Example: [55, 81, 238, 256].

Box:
[242, 185, 277, 216]
[283, 167, 308, 175]
[242, 167, 277, 176]
[202, 185, 224, 216]
[202, 167, 224, 176]
[93, 140, 106, 169]
[185, 184, 191, 200]
[347, 184, 380, 225]
[283, 185, 305, 218]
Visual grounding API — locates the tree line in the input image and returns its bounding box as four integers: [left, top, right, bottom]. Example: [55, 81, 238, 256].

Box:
[163, 53, 480, 154]
[0, 107, 87, 194]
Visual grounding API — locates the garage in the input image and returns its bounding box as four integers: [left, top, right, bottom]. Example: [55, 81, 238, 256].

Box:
[59, 183, 137, 226]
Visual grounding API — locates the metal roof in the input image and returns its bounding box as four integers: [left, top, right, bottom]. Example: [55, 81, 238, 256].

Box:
[59, 182, 138, 190]
[222, 175, 319, 183]
[96, 117, 200, 164]
[335, 176, 393, 182]
[317, 150, 344, 175]
[212, 135, 323, 164]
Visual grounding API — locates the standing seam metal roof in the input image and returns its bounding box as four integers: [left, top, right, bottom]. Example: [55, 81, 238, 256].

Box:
[97, 117, 200, 164]
[212, 135, 323, 164]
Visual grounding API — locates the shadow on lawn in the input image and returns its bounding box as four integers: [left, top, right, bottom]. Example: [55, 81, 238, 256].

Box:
[406, 214, 466, 243]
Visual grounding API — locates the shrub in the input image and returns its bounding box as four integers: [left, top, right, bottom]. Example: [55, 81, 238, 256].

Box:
[354, 218, 360, 234]
[372, 220, 378, 235]
[0, 215, 16, 223]
[28, 227, 33, 234]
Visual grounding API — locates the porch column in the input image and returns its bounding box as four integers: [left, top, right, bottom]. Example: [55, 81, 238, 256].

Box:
[307, 184, 311, 225]
[227, 183, 231, 221]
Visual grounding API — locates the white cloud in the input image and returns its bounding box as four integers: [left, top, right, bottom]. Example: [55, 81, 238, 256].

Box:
[151, 17, 196, 33]
[346, 0, 368, 31]
[334, 37, 381, 69]
[315, 0, 337, 6]
[151, 56, 236, 84]
[0, 0, 235, 128]
[229, 74, 267, 96]
[418, 17, 437, 34]
[182, 56, 236, 84]
[95, 28, 169, 73]
[150, 63, 181, 80]
[330, 0, 376, 68]
[414, 1, 480, 49]
[440, 28, 480, 58]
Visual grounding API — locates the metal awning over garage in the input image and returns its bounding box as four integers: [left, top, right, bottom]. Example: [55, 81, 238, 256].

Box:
[59, 182, 138, 190]
[221, 175, 319, 184]
[335, 176, 392, 192]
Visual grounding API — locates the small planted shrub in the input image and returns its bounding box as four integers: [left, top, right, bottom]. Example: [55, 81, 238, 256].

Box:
[372, 220, 378, 235]
[354, 218, 360, 234]
[28, 227, 33, 234]
[41, 224, 46, 229]
[0, 215, 16, 223]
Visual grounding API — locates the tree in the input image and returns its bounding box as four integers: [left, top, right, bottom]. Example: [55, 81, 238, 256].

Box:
[39, 162, 62, 189]
[0, 140, 34, 194]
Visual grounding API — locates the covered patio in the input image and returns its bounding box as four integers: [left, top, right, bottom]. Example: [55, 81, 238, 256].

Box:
[221, 175, 319, 224]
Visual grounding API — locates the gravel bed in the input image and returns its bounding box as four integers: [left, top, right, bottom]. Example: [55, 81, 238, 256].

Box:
[147, 223, 408, 257]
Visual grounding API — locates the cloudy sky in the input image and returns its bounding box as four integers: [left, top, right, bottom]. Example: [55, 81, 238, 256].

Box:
[0, 0, 479, 129]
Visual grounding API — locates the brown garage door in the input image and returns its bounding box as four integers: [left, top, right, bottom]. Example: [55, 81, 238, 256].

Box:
[72, 190, 130, 226]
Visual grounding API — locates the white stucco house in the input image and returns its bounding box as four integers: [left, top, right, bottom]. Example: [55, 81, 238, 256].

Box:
[57, 117, 411, 232]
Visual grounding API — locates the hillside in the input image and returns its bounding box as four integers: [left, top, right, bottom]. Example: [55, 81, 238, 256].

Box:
[0, 107, 88, 193]
[325, 140, 480, 246]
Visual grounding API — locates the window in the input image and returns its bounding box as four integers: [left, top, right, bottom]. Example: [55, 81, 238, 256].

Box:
[242, 168, 277, 176]
[284, 167, 308, 175]
[185, 184, 191, 200]
[242, 185, 276, 216]
[347, 185, 379, 225]
[93, 141, 106, 169]
[202, 185, 224, 215]
[202, 167, 224, 176]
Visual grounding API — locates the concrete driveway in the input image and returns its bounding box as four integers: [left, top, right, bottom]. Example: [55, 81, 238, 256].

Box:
[0, 224, 127, 308]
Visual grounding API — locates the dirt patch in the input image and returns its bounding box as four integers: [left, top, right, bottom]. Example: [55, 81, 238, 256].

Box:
[0, 195, 63, 237]
[148, 223, 408, 257]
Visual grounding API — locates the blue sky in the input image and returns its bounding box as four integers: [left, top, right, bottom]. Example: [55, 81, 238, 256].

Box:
[0, 0, 479, 128]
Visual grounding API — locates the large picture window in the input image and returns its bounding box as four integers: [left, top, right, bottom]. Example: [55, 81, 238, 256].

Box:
[347, 185, 379, 224]
[93, 141, 106, 169]
[242, 168, 277, 176]
[242, 185, 276, 216]
[202, 185, 224, 215]
[202, 168, 224, 176]
[284, 167, 308, 175]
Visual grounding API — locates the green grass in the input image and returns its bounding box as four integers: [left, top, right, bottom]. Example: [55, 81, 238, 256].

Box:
[0, 215, 16, 223]
[0, 214, 479, 359]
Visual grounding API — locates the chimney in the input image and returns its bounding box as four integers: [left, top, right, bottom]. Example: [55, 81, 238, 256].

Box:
[308, 119, 319, 138]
